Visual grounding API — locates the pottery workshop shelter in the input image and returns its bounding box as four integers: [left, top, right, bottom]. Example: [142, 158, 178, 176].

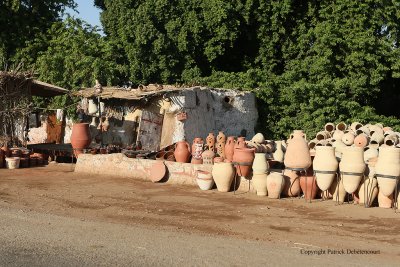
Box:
[74, 85, 258, 151]
[0, 71, 69, 146]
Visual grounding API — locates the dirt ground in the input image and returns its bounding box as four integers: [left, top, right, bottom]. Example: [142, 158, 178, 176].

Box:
[0, 163, 399, 262]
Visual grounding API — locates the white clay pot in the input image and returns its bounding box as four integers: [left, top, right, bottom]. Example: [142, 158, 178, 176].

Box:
[339, 147, 365, 194]
[273, 140, 285, 162]
[252, 173, 268, 196]
[313, 146, 338, 191]
[266, 171, 284, 199]
[196, 170, 214, 191]
[5, 157, 20, 169]
[252, 153, 269, 174]
[211, 162, 234, 192]
[375, 147, 400, 196]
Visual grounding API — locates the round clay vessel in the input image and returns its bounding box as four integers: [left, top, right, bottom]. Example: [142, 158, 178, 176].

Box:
[212, 162, 234, 192]
[196, 170, 214, 190]
[282, 169, 301, 197]
[71, 123, 91, 157]
[251, 133, 265, 144]
[339, 146, 365, 194]
[354, 134, 369, 148]
[273, 141, 285, 162]
[336, 122, 347, 131]
[5, 157, 20, 169]
[350, 122, 363, 133]
[232, 147, 255, 178]
[284, 130, 311, 169]
[356, 126, 370, 136]
[341, 132, 355, 146]
[313, 146, 338, 191]
[224, 136, 236, 161]
[378, 191, 393, 208]
[370, 132, 384, 145]
[174, 141, 191, 163]
[299, 167, 318, 200]
[201, 149, 215, 165]
[252, 173, 268, 196]
[266, 171, 284, 199]
[316, 131, 329, 141]
[332, 130, 344, 141]
[358, 177, 378, 206]
[252, 153, 269, 174]
[149, 161, 166, 182]
[375, 147, 400, 196]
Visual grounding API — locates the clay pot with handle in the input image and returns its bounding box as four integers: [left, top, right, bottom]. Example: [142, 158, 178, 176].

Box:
[174, 141, 191, 163]
[284, 130, 311, 169]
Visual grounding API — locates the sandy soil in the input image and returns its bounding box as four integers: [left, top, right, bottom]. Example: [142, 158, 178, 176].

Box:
[0, 163, 399, 263]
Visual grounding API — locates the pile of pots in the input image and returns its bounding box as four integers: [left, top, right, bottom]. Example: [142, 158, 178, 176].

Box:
[0, 146, 46, 169]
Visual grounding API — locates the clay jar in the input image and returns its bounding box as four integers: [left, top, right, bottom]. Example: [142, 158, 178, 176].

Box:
[252, 173, 268, 196]
[191, 138, 204, 164]
[284, 130, 311, 169]
[375, 147, 400, 196]
[70, 123, 91, 157]
[354, 134, 369, 148]
[313, 146, 338, 191]
[201, 149, 215, 165]
[232, 147, 255, 178]
[341, 132, 355, 146]
[224, 136, 236, 161]
[252, 153, 269, 174]
[266, 171, 284, 199]
[300, 167, 318, 201]
[339, 147, 366, 194]
[174, 141, 191, 163]
[350, 122, 363, 133]
[273, 141, 285, 162]
[251, 133, 265, 144]
[235, 137, 246, 149]
[206, 133, 216, 152]
[196, 170, 214, 190]
[5, 157, 20, 169]
[212, 162, 235, 192]
[282, 169, 301, 197]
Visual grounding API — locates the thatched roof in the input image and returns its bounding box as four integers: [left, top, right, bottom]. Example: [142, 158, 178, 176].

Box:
[31, 80, 69, 97]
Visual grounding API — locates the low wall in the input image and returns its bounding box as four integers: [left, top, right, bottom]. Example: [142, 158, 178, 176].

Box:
[74, 153, 252, 192]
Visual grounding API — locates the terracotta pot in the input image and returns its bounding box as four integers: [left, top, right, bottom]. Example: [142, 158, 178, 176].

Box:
[375, 147, 400, 196]
[282, 169, 301, 197]
[266, 171, 284, 199]
[206, 133, 216, 152]
[284, 130, 311, 169]
[233, 147, 255, 178]
[358, 177, 378, 206]
[5, 157, 20, 169]
[224, 136, 236, 161]
[174, 141, 191, 163]
[201, 149, 214, 165]
[251, 133, 265, 144]
[339, 147, 365, 194]
[252, 173, 268, 196]
[324, 123, 335, 133]
[313, 146, 338, 191]
[71, 123, 91, 157]
[235, 137, 246, 149]
[149, 161, 166, 183]
[341, 132, 355, 146]
[196, 170, 214, 190]
[336, 122, 347, 131]
[300, 168, 318, 200]
[212, 162, 234, 192]
[273, 140, 285, 162]
[252, 153, 269, 174]
[354, 134, 369, 148]
[350, 122, 363, 133]
[378, 191, 393, 208]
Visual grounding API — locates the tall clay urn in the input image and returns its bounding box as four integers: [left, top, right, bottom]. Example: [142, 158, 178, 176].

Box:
[313, 146, 338, 191]
[174, 141, 191, 163]
[252, 153, 269, 174]
[212, 162, 235, 192]
[233, 147, 255, 178]
[266, 171, 285, 199]
[70, 123, 91, 157]
[375, 147, 400, 196]
[339, 146, 365, 194]
[284, 130, 311, 169]
[225, 136, 236, 161]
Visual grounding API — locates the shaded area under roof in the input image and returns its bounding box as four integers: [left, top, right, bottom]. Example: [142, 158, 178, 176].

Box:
[31, 80, 69, 97]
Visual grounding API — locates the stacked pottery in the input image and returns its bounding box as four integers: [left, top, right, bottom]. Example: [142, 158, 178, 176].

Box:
[375, 147, 400, 197]
[232, 147, 255, 178]
[224, 136, 236, 161]
[284, 130, 311, 169]
[174, 141, 191, 163]
[191, 138, 204, 164]
[339, 147, 366, 194]
[70, 123, 91, 157]
[251, 153, 269, 196]
[196, 170, 214, 190]
[266, 171, 284, 199]
[313, 146, 338, 192]
[216, 131, 226, 158]
[212, 162, 235, 192]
